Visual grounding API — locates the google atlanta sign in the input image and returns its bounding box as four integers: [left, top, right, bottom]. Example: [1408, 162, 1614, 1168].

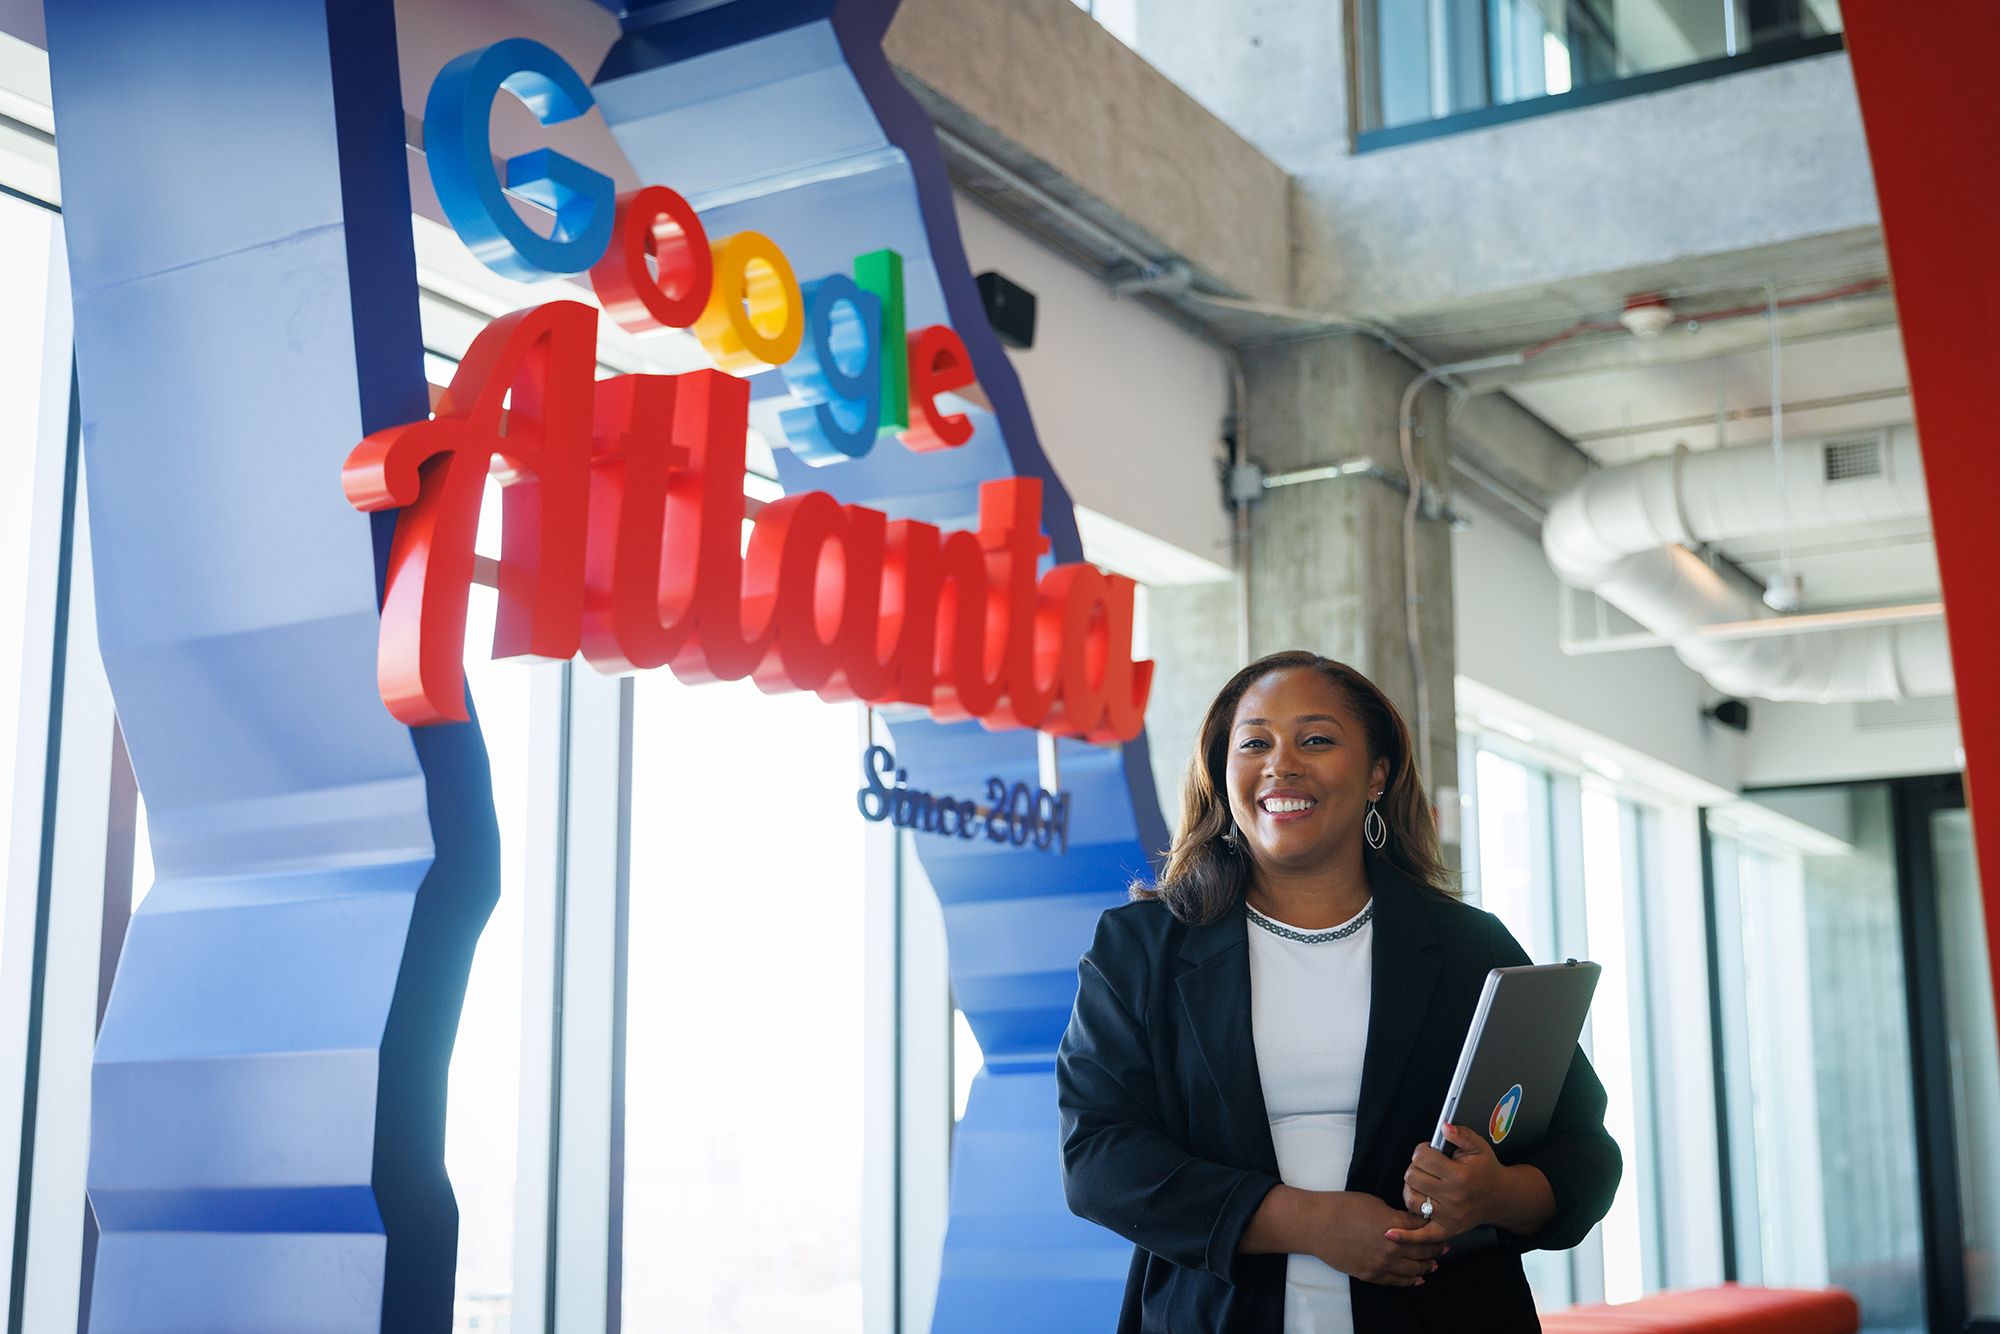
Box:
[354, 35, 1154, 742]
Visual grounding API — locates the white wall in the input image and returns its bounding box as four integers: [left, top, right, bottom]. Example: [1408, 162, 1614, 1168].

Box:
[953, 192, 1235, 578]
[1743, 698, 1961, 788]
[1452, 497, 1743, 795]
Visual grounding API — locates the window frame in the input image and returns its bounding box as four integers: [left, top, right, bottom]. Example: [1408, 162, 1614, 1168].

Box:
[1346, 0, 1848, 153]
[1893, 772, 2000, 1334]
[0, 190, 100, 1334]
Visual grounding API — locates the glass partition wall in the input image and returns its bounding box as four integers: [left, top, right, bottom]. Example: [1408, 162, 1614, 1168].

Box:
[1708, 784, 1927, 1333]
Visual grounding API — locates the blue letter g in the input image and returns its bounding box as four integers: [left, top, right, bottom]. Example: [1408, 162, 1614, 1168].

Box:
[424, 38, 616, 280]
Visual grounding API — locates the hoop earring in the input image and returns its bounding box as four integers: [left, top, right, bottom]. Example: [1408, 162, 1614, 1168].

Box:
[1364, 799, 1388, 851]
[1219, 820, 1239, 849]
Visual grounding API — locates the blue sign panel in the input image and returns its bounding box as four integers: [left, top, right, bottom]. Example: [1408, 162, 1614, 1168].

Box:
[45, 2, 493, 1329]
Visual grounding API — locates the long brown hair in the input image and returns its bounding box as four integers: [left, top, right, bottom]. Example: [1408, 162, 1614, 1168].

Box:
[1134, 650, 1457, 924]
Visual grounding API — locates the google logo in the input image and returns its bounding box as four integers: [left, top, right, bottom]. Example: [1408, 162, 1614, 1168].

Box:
[425, 37, 977, 465]
[1491, 1083, 1524, 1143]
[344, 37, 1155, 741]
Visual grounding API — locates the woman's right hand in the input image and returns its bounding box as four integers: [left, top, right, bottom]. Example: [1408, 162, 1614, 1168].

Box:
[1311, 1192, 1446, 1287]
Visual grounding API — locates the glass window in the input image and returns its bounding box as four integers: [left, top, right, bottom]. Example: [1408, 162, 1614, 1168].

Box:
[620, 674, 867, 1330]
[1579, 789, 1656, 1303]
[0, 191, 61, 911]
[1463, 745, 1573, 1308]
[1709, 786, 1926, 1329]
[448, 582, 544, 1332]
[1470, 748, 1557, 961]
[1462, 733, 1702, 1308]
[1359, 0, 1845, 136]
[1068, 0, 1138, 46]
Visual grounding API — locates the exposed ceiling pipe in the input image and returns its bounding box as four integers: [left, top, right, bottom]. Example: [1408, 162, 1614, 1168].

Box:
[1542, 426, 1954, 702]
[1399, 354, 1526, 782]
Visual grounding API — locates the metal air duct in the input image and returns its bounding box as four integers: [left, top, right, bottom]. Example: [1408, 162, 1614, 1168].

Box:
[1541, 426, 1953, 702]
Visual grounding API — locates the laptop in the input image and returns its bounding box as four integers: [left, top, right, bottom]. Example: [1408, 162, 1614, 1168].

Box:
[1430, 960, 1602, 1161]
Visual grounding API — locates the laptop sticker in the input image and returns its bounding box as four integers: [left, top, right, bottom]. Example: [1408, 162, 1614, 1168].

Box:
[1490, 1083, 1524, 1143]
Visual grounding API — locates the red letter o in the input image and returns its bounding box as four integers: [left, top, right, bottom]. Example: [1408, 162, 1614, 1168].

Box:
[590, 185, 714, 333]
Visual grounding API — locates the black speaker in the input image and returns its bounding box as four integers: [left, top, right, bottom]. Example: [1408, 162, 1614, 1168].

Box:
[976, 270, 1037, 350]
[1703, 699, 1751, 732]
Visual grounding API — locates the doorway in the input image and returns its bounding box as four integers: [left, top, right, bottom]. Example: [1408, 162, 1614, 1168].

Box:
[1898, 775, 2000, 1334]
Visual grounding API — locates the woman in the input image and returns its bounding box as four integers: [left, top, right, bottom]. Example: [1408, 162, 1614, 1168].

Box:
[1057, 651, 1620, 1332]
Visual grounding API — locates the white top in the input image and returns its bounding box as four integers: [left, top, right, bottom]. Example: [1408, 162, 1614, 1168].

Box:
[1247, 899, 1374, 1334]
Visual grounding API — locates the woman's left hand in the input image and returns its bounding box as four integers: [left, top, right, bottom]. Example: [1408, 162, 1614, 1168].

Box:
[1397, 1124, 1508, 1240]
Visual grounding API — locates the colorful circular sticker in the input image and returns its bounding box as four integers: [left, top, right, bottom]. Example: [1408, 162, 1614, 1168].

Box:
[1490, 1083, 1524, 1143]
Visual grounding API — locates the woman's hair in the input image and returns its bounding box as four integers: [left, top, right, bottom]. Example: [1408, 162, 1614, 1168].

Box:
[1134, 650, 1457, 924]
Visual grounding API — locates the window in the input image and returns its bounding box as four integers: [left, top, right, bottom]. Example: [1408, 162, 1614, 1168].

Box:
[1356, 0, 1846, 142]
[1465, 743, 1582, 1307]
[1708, 786, 1926, 1329]
[1580, 789, 1655, 1304]
[1468, 748, 1558, 960]
[448, 581, 559, 1333]
[0, 186, 98, 1334]
[1068, 0, 1138, 46]
[1459, 728, 1702, 1310]
[0, 191, 63, 917]
[619, 674, 869, 1330]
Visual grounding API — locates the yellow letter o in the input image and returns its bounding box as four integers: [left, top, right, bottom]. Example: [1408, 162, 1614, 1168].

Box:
[692, 230, 805, 372]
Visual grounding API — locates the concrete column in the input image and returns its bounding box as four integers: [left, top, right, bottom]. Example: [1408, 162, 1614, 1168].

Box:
[1243, 333, 1461, 851]
[1138, 333, 1462, 866]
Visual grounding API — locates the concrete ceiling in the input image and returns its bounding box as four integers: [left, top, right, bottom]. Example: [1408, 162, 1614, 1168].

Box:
[1417, 289, 1939, 613]
[1504, 324, 1912, 465]
[1383, 226, 1890, 361]
[919, 67, 1934, 617]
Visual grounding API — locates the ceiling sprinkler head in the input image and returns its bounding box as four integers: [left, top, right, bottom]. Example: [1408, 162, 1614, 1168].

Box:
[1619, 293, 1675, 338]
[1764, 570, 1806, 613]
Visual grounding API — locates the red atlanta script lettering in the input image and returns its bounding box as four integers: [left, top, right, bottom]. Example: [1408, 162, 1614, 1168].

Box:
[343, 301, 1154, 741]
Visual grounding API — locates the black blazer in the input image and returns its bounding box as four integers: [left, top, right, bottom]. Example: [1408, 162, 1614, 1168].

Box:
[1056, 859, 1621, 1333]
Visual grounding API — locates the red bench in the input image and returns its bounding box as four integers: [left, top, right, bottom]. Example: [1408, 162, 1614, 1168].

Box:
[1542, 1285, 1860, 1333]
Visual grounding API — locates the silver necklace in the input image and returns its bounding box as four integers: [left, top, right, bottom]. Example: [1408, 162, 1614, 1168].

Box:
[1246, 899, 1374, 944]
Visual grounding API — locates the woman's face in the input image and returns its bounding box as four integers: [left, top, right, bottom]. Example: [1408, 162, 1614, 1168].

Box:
[1224, 667, 1390, 878]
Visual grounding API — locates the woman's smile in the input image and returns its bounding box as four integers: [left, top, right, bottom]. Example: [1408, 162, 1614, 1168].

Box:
[1256, 787, 1319, 822]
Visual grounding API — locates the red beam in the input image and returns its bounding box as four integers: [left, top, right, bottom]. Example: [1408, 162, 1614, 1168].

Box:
[1844, 4, 2000, 1020]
